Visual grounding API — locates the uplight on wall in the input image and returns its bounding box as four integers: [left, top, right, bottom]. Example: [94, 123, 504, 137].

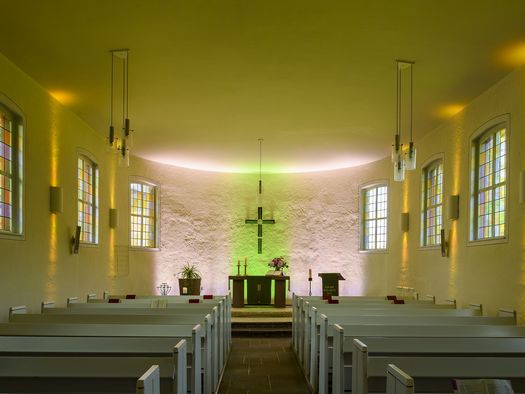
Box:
[401, 212, 410, 232]
[448, 195, 460, 220]
[520, 171, 525, 204]
[109, 208, 119, 228]
[49, 186, 63, 213]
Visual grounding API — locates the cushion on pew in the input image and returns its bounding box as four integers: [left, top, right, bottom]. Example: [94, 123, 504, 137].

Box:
[203, 295, 213, 300]
[188, 299, 200, 304]
[108, 298, 120, 303]
[328, 299, 339, 304]
[386, 295, 397, 301]
[126, 294, 136, 299]
[394, 299, 405, 304]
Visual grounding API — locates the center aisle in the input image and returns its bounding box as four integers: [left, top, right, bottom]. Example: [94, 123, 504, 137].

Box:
[218, 337, 311, 394]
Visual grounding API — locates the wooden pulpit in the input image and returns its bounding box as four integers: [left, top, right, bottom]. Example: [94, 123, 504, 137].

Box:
[318, 272, 345, 297]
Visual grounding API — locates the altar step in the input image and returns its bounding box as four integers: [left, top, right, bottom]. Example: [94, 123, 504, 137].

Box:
[231, 321, 292, 337]
[231, 306, 292, 336]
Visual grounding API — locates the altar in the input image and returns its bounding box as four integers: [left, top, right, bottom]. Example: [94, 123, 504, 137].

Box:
[228, 275, 290, 308]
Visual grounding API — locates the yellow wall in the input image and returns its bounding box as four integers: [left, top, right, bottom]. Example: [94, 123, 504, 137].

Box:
[0, 49, 524, 322]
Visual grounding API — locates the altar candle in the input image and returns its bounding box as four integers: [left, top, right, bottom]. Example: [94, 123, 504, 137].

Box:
[308, 269, 312, 279]
[244, 256, 247, 266]
[237, 258, 240, 267]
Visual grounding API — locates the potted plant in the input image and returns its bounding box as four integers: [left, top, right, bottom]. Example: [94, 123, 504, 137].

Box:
[176, 263, 202, 295]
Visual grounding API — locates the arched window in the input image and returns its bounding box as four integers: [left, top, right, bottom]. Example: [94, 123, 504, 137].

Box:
[360, 183, 388, 250]
[130, 180, 159, 248]
[470, 119, 508, 241]
[0, 101, 23, 237]
[421, 159, 443, 247]
[77, 154, 99, 244]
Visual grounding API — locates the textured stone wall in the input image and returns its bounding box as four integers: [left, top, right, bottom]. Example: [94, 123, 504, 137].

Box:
[115, 159, 391, 299]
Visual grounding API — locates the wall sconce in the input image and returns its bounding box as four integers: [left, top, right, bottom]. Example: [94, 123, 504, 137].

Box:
[401, 212, 409, 232]
[448, 195, 459, 220]
[520, 170, 525, 204]
[440, 229, 450, 257]
[109, 208, 119, 228]
[49, 186, 63, 213]
[71, 225, 81, 254]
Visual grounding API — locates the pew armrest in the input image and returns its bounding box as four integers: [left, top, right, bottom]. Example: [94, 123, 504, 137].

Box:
[136, 365, 160, 394]
[387, 364, 414, 394]
[173, 340, 187, 394]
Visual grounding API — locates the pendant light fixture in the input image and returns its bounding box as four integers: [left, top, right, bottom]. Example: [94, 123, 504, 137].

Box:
[393, 60, 405, 182]
[107, 49, 132, 167]
[404, 61, 417, 170]
[392, 60, 417, 181]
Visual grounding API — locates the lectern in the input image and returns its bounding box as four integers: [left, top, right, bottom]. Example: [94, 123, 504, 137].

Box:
[318, 273, 345, 297]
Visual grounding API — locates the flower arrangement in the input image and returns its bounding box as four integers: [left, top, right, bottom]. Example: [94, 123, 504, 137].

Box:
[269, 256, 288, 271]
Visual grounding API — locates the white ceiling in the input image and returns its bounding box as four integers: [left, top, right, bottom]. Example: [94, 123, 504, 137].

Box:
[1, 0, 525, 172]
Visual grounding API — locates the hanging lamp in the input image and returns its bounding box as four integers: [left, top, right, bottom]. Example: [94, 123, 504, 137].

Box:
[107, 49, 132, 167]
[404, 61, 417, 170]
[393, 60, 405, 182]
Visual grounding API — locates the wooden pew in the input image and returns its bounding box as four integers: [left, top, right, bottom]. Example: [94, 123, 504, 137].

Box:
[137, 365, 161, 394]
[311, 311, 516, 394]
[65, 297, 230, 367]
[386, 364, 414, 394]
[352, 337, 525, 394]
[0, 323, 202, 394]
[0, 337, 187, 394]
[317, 320, 525, 394]
[46, 301, 228, 381]
[10, 312, 216, 394]
[302, 303, 484, 382]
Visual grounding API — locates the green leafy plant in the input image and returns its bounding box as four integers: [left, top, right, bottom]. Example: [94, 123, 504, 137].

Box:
[176, 263, 201, 279]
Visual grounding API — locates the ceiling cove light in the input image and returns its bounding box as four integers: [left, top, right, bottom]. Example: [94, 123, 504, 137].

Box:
[107, 49, 133, 167]
[392, 60, 417, 181]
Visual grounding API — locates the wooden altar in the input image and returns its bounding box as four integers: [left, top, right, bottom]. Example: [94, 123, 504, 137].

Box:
[229, 275, 290, 308]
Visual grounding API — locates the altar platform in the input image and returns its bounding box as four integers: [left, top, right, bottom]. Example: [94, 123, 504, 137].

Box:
[231, 306, 292, 336]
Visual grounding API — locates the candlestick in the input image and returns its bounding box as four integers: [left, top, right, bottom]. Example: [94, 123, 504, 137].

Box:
[237, 258, 240, 276]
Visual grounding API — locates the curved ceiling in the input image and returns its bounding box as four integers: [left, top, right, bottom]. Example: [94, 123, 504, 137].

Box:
[1, 0, 525, 172]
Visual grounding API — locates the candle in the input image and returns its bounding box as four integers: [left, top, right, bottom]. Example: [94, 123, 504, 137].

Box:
[244, 256, 247, 266]
[237, 258, 240, 267]
[308, 269, 312, 279]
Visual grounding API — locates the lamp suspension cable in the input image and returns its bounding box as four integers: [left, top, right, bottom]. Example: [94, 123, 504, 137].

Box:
[258, 138, 263, 194]
[405, 61, 417, 170]
[108, 51, 115, 146]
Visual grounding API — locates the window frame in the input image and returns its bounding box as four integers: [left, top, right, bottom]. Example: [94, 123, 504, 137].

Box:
[129, 177, 160, 250]
[420, 156, 444, 248]
[0, 94, 24, 240]
[359, 180, 389, 252]
[468, 114, 510, 245]
[77, 152, 99, 246]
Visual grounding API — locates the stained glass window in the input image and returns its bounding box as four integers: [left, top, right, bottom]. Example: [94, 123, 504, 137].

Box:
[130, 181, 158, 248]
[421, 160, 443, 246]
[77, 155, 99, 244]
[0, 105, 22, 236]
[362, 184, 388, 250]
[471, 125, 507, 241]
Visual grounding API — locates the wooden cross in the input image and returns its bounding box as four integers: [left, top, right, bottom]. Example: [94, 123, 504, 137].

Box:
[245, 206, 275, 254]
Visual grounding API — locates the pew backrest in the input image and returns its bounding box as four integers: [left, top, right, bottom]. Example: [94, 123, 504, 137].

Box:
[136, 365, 160, 394]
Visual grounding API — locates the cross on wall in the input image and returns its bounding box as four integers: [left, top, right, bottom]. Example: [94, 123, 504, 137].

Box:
[245, 206, 275, 254]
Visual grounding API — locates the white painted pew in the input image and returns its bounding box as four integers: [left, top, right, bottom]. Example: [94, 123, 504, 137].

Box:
[44, 302, 227, 382]
[317, 320, 525, 394]
[65, 298, 230, 366]
[302, 304, 483, 381]
[386, 364, 414, 394]
[10, 312, 216, 394]
[137, 365, 161, 394]
[0, 323, 202, 394]
[352, 337, 525, 394]
[0, 338, 187, 394]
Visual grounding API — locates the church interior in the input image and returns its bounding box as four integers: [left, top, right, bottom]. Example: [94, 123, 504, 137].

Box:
[0, 0, 525, 345]
[2, 1, 525, 392]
